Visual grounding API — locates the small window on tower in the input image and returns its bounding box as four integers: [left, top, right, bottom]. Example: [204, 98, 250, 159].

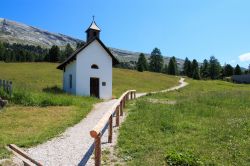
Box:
[93, 32, 97, 37]
[91, 64, 99, 69]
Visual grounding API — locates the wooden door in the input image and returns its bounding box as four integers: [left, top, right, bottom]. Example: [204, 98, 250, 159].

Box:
[90, 77, 99, 98]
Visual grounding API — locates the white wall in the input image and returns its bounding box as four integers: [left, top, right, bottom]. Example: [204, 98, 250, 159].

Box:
[63, 61, 76, 94]
[75, 40, 112, 99]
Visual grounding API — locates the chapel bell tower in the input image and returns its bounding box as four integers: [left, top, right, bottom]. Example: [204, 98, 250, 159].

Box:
[86, 16, 101, 42]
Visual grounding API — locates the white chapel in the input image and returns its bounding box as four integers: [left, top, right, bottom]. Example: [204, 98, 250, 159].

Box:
[57, 19, 119, 99]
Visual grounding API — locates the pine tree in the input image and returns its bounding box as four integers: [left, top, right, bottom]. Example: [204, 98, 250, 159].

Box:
[200, 59, 209, 79]
[149, 48, 164, 72]
[137, 53, 148, 72]
[49, 45, 60, 62]
[0, 42, 5, 61]
[209, 56, 221, 79]
[63, 43, 74, 60]
[224, 64, 234, 77]
[163, 64, 168, 74]
[168, 56, 178, 75]
[183, 57, 192, 77]
[234, 64, 242, 75]
[191, 59, 201, 79]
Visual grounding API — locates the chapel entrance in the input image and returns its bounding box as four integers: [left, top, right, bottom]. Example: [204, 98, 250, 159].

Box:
[90, 77, 99, 98]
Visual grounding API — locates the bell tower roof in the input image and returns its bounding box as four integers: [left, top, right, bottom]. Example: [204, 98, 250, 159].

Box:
[85, 16, 101, 32]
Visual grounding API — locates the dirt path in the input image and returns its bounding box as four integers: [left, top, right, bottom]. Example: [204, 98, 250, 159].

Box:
[12, 78, 188, 166]
[136, 77, 188, 98]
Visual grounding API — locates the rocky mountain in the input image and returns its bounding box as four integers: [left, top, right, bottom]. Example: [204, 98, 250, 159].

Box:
[0, 18, 81, 48]
[0, 18, 185, 69]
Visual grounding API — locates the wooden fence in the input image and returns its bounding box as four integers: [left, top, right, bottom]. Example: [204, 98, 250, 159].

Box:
[0, 79, 13, 96]
[90, 90, 136, 166]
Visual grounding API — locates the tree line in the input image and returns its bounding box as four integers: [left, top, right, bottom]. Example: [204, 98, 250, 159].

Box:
[136, 47, 249, 80]
[0, 42, 75, 63]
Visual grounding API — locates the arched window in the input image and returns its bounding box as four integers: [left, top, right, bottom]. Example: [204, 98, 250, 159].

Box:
[91, 64, 99, 69]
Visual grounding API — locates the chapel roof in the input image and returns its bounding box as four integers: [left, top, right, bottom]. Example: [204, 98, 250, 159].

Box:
[57, 37, 119, 70]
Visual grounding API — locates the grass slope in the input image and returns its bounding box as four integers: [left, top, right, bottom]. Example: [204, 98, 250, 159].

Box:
[0, 62, 178, 159]
[0, 62, 178, 96]
[117, 80, 250, 165]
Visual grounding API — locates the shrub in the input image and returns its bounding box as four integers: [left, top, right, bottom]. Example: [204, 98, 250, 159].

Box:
[165, 151, 204, 166]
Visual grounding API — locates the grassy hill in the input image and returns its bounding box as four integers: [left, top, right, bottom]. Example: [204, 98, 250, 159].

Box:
[0, 62, 178, 97]
[0, 62, 179, 159]
[117, 79, 250, 165]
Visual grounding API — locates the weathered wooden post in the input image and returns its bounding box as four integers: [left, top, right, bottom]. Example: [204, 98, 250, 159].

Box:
[134, 91, 136, 99]
[120, 100, 123, 116]
[115, 106, 120, 126]
[108, 115, 113, 143]
[94, 134, 101, 166]
[6, 81, 9, 94]
[0, 80, 2, 89]
[9, 81, 12, 96]
[130, 92, 133, 100]
[123, 97, 126, 108]
[3, 80, 6, 92]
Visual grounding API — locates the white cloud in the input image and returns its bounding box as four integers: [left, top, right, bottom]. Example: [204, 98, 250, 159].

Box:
[239, 52, 250, 62]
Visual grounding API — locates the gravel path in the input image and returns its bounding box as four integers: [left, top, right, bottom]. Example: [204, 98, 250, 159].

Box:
[87, 77, 188, 165]
[26, 99, 118, 166]
[13, 78, 187, 166]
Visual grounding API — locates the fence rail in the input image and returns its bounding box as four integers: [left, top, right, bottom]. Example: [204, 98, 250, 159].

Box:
[0, 79, 13, 96]
[90, 90, 136, 166]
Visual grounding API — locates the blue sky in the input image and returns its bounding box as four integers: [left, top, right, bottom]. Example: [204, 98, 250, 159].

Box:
[1, 0, 250, 68]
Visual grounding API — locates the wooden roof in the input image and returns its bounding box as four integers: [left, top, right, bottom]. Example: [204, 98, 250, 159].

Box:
[57, 37, 119, 70]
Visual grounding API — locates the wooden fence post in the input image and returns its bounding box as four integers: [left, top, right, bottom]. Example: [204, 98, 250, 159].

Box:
[94, 134, 101, 166]
[9, 81, 12, 96]
[6, 81, 9, 94]
[130, 92, 133, 100]
[120, 101, 123, 116]
[134, 91, 136, 99]
[123, 98, 126, 108]
[3, 80, 6, 92]
[0, 80, 2, 89]
[115, 106, 120, 126]
[108, 115, 113, 143]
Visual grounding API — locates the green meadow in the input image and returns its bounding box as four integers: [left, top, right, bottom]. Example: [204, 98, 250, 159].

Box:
[0, 62, 179, 159]
[117, 80, 250, 165]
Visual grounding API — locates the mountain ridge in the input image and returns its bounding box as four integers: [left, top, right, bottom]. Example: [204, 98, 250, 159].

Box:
[0, 18, 185, 68]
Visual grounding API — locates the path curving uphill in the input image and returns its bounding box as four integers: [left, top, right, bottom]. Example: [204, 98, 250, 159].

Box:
[13, 78, 188, 166]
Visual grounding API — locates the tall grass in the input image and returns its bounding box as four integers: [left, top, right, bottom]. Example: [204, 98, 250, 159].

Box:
[117, 80, 250, 165]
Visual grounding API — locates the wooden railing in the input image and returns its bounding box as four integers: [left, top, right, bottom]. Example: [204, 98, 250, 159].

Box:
[90, 90, 136, 166]
[0, 79, 13, 96]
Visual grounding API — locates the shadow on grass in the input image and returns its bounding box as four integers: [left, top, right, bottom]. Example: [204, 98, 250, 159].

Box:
[42, 86, 64, 94]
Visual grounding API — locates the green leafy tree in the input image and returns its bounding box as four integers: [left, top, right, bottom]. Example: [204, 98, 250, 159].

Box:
[234, 64, 242, 75]
[191, 59, 201, 80]
[149, 48, 164, 72]
[168, 56, 178, 75]
[49, 45, 60, 62]
[137, 53, 148, 72]
[224, 64, 234, 77]
[209, 56, 221, 79]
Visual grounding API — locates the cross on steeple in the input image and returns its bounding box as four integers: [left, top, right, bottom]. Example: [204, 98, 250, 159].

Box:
[85, 16, 101, 42]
